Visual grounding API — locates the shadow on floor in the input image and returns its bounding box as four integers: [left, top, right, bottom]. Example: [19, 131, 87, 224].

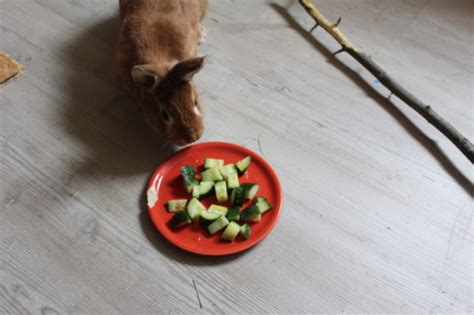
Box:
[60, 14, 249, 262]
[61, 15, 175, 179]
[270, 3, 472, 195]
[60, 14, 202, 257]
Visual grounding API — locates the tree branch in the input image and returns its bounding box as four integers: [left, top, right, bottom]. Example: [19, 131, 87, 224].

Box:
[298, 0, 474, 163]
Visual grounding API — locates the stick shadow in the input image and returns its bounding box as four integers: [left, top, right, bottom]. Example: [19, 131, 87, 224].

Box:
[270, 3, 472, 195]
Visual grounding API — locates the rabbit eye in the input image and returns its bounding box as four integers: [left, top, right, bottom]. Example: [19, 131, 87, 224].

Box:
[161, 109, 170, 122]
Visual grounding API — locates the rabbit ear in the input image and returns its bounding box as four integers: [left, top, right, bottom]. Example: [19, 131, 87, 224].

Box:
[168, 56, 207, 82]
[131, 65, 159, 90]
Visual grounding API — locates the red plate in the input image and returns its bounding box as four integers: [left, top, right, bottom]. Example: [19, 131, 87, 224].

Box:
[147, 141, 282, 255]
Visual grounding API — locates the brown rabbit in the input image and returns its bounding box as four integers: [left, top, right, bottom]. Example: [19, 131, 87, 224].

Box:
[117, 0, 208, 146]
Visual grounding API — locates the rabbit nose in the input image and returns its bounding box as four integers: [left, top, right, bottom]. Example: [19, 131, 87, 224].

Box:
[186, 129, 203, 143]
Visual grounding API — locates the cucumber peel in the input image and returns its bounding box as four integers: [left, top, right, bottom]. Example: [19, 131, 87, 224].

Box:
[240, 223, 251, 239]
[230, 187, 245, 207]
[241, 183, 259, 200]
[226, 206, 241, 221]
[180, 165, 198, 193]
[240, 205, 262, 222]
[170, 211, 191, 228]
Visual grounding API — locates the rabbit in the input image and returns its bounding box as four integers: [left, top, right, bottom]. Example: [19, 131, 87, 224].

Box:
[117, 0, 208, 146]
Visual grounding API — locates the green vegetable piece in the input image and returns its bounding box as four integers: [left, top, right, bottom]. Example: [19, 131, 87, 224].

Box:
[208, 216, 229, 235]
[166, 199, 188, 212]
[227, 206, 241, 221]
[201, 167, 223, 182]
[170, 211, 191, 228]
[215, 181, 228, 202]
[235, 156, 251, 174]
[240, 223, 251, 239]
[204, 158, 224, 169]
[221, 221, 240, 242]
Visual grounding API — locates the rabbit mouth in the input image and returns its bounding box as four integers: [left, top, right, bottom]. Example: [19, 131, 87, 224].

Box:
[171, 131, 202, 146]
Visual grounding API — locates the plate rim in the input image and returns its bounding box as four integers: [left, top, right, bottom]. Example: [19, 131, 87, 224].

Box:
[147, 141, 282, 256]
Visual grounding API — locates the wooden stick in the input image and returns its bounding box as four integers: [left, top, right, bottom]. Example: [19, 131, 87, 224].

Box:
[299, 0, 474, 163]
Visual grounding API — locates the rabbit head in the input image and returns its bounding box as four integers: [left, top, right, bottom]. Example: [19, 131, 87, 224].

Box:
[131, 56, 206, 146]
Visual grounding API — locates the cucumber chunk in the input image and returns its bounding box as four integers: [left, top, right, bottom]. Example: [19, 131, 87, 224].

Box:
[208, 204, 228, 215]
[170, 211, 191, 228]
[221, 221, 240, 242]
[226, 206, 241, 221]
[198, 181, 214, 199]
[166, 199, 188, 212]
[200, 210, 222, 222]
[240, 223, 251, 239]
[204, 158, 224, 169]
[240, 205, 262, 222]
[207, 216, 229, 235]
[256, 200, 272, 214]
[215, 181, 228, 202]
[241, 183, 260, 200]
[201, 167, 223, 182]
[186, 198, 206, 220]
[235, 156, 251, 174]
[230, 187, 245, 207]
[253, 196, 267, 204]
[227, 172, 239, 189]
[192, 185, 200, 198]
[180, 165, 198, 193]
[219, 164, 237, 180]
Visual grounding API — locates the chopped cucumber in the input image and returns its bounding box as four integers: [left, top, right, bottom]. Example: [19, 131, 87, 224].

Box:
[201, 167, 223, 182]
[227, 172, 239, 189]
[207, 216, 229, 235]
[221, 221, 240, 242]
[170, 211, 191, 228]
[192, 185, 201, 198]
[219, 164, 237, 180]
[186, 198, 206, 220]
[241, 183, 260, 200]
[200, 210, 222, 222]
[240, 223, 251, 239]
[235, 156, 251, 174]
[240, 205, 262, 222]
[230, 187, 245, 207]
[208, 204, 228, 215]
[253, 196, 267, 204]
[198, 181, 214, 199]
[166, 199, 188, 212]
[181, 165, 198, 193]
[226, 206, 241, 221]
[255, 200, 272, 214]
[215, 181, 228, 202]
[204, 158, 224, 169]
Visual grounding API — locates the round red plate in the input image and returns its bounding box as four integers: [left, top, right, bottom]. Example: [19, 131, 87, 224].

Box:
[147, 141, 282, 255]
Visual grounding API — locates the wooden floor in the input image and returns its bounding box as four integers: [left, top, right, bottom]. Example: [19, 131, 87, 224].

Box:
[1, 0, 472, 313]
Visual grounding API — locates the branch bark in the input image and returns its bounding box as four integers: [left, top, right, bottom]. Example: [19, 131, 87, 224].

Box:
[299, 0, 474, 163]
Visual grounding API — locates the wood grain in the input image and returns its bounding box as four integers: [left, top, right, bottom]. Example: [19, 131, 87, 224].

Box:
[1, 0, 472, 313]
